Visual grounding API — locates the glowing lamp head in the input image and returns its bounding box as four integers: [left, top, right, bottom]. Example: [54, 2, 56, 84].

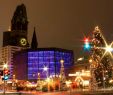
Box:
[3, 64, 8, 69]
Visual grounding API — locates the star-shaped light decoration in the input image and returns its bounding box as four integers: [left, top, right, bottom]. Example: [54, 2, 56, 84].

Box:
[102, 41, 113, 59]
[94, 26, 113, 59]
[43, 66, 48, 71]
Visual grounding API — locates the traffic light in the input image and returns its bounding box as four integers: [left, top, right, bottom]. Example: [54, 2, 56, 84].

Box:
[3, 69, 10, 80]
[84, 38, 91, 50]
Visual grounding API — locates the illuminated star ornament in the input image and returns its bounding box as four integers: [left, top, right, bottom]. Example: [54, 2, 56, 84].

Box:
[94, 26, 113, 59]
[102, 41, 113, 59]
[90, 26, 113, 88]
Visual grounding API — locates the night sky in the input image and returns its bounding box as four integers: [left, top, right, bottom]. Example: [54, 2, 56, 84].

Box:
[0, 0, 113, 60]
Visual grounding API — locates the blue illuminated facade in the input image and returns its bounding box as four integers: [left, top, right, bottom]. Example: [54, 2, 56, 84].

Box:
[28, 48, 74, 80]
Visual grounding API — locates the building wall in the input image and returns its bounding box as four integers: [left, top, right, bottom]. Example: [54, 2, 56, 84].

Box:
[12, 48, 74, 80]
[3, 32, 11, 47]
[54, 51, 73, 77]
[28, 48, 74, 80]
[0, 46, 22, 78]
[13, 51, 28, 80]
[28, 51, 55, 80]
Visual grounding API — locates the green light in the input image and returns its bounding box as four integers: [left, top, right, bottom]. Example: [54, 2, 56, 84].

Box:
[4, 76, 9, 80]
[84, 43, 91, 50]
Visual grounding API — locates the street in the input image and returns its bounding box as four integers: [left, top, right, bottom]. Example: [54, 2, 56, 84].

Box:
[0, 89, 112, 95]
[20, 90, 113, 95]
[0, 91, 80, 95]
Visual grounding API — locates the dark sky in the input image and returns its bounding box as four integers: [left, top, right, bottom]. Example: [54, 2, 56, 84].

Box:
[0, 0, 113, 60]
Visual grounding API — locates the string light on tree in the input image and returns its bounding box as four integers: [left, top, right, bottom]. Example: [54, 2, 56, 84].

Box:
[95, 26, 99, 31]
[90, 26, 113, 88]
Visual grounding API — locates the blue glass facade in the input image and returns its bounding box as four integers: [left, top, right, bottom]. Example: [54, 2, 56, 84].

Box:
[28, 49, 73, 80]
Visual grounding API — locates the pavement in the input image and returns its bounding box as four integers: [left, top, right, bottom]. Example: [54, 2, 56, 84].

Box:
[0, 89, 113, 95]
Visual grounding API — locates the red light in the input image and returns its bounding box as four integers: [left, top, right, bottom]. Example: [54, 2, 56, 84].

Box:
[84, 38, 89, 42]
[4, 69, 8, 74]
[3, 69, 10, 80]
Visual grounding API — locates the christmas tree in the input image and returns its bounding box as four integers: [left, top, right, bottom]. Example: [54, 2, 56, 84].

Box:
[90, 26, 113, 88]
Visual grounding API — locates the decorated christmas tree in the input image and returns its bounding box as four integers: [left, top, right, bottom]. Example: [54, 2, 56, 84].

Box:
[90, 26, 113, 88]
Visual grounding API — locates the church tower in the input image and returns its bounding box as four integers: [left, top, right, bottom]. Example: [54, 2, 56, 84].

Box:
[2, 4, 29, 78]
[11, 4, 28, 32]
[3, 4, 29, 48]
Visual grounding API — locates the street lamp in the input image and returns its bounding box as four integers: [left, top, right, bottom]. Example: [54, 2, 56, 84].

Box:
[3, 64, 8, 69]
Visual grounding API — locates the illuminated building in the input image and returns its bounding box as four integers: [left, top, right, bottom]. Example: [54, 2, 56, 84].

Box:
[28, 48, 74, 80]
[13, 48, 74, 80]
[1, 46, 22, 77]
